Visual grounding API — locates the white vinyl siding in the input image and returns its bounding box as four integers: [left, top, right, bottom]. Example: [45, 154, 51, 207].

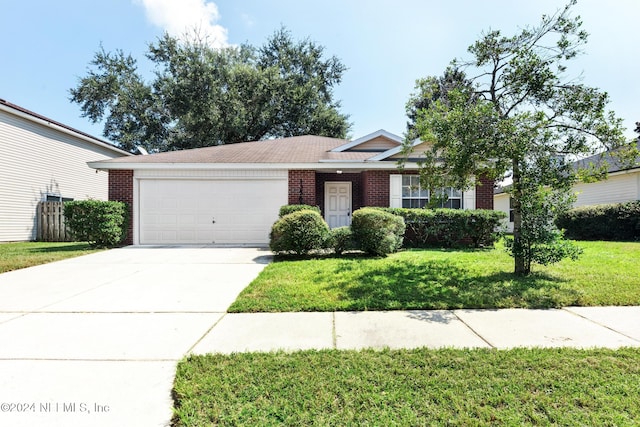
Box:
[573, 171, 640, 207]
[494, 193, 513, 232]
[0, 109, 125, 241]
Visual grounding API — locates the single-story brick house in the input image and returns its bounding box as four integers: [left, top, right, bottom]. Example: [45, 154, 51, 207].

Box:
[89, 129, 494, 245]
[0, 99, 131, 241]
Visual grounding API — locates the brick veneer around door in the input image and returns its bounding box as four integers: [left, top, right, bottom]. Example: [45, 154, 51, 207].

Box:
[108, 170, 134, 245]
[475, 174, 494, 209]
[288, 170, 316, 205]
[316, 173, 363, 214]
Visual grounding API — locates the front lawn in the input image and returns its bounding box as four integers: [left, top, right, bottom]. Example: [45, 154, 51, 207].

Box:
[229, 241, 640, 312]
[0, 242, 102, 273]
[172, 347, 640, 426]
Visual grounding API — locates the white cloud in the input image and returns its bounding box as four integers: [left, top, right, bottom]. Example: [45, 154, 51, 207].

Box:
[135, 0, 229, 47]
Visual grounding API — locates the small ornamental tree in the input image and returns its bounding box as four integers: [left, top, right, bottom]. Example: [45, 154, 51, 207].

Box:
[404, 1, 637, 275]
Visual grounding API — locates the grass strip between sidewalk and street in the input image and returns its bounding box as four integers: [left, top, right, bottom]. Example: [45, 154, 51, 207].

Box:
[229, 241, 640, 312]
[0, 242, 101, 273]
[172, 347, 640, 426]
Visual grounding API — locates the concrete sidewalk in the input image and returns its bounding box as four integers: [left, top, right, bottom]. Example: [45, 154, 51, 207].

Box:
[191, 306, 640, 354]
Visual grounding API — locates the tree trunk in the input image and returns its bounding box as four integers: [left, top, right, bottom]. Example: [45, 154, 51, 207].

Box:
[511, 159, 527, 275]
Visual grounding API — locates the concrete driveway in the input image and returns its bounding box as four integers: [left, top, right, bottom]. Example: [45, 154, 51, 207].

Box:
[0, 246, 271, 427]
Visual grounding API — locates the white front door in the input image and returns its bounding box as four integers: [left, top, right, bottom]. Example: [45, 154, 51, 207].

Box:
[325, 182, 352, 228]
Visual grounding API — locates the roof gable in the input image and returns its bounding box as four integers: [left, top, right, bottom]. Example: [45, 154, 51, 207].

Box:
[366, 138, 427, 161]
[330, 129, 402, 152]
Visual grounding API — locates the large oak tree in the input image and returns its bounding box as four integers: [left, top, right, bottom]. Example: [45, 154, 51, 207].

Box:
[70, 28, 351, 152]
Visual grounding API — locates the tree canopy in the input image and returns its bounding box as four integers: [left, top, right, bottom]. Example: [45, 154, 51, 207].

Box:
[70, 28, 351, 152]
[405, 0, 635, 275]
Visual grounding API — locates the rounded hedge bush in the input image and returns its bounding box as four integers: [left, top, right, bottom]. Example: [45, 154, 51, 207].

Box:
[328, 226, 355, 255]
[278, 204, 321, 218]
[269, 209, 329, 255]
[351, 208, 405, 256]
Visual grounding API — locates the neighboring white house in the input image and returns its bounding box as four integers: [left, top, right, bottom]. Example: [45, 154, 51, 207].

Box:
[495, 148, 640, 232]
[0, 99, 131, 241]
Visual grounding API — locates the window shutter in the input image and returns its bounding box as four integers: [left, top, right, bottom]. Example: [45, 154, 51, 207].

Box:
[464, 184, 476, 210]
[389, 174, 402, 208]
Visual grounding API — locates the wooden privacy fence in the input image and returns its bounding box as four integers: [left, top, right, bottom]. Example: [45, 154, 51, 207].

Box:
[37, 201, 72, 242]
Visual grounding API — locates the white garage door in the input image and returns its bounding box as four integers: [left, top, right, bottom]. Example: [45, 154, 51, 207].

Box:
[139, 178, 287, 245]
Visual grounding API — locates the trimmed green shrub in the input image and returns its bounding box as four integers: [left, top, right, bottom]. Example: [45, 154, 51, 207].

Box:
[327, 226, 355, 255]
[351, 208, 405, 256]
[270, 209, 330, 255]
[64, 200, 128, 247]
[556, 201, 640, 241]
[380, 208, 505, 248]
[459, 209, 507, 247]
[279, 204, 321, 218]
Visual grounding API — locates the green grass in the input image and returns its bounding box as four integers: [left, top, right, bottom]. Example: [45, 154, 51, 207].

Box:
[0, 241, 102, 273]
[229, 241, 640, 312]
[172, 347, 640, 426]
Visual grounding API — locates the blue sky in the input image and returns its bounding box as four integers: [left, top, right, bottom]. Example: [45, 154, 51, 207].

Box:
[1, 0, 637, 145]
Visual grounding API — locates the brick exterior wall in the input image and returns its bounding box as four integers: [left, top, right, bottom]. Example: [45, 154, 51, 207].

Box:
[475, 174, 494, 210]
[288, 170, 316, 205]
[316, 173, 363, 214]
[287, 169, 494, 213]
[362, 170, 392, 207]
[108, 170, 134, 245]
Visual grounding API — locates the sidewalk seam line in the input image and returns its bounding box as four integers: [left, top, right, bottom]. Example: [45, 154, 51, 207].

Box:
[561, 307, 640, 343]
[186, 312, 228, 355]
[452, 310, 496, 349]
[332, 312, 337, 349]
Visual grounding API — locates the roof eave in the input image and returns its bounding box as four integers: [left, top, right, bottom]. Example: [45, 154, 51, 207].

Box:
[0, 101, 131, 157]
[88, 160, 422, 171]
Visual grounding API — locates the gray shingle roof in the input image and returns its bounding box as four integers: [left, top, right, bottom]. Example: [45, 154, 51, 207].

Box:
[98, 135, 353, 164]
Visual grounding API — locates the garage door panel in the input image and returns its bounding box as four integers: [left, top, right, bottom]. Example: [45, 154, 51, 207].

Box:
[139, 178, 286, 245]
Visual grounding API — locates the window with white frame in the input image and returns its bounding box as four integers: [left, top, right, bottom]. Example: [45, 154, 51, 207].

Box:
[44, 194, 74, 202]
[401, 175, 462, 209]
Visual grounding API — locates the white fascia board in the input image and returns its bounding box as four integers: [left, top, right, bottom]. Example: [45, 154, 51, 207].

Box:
[0, 103, 131, 157]
[88, 161, 423, 171]
[366, 138, 421, 161]
[330, 129, 403, 152]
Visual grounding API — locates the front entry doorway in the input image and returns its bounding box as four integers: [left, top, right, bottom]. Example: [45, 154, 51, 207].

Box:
[324, 182, 352, 228]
